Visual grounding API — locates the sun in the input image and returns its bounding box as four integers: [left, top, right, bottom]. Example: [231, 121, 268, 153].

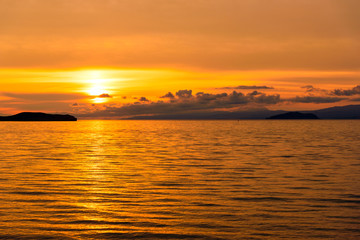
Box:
[88, 84, 106, 96]
[84, 70, 112, 103]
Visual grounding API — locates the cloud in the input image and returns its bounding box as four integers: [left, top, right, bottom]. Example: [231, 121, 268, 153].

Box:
[301, 85, 313, 90]
[0, 92, 89, 113]
[0, 100, 76, 113]
[331, 85, 360, 96]
[288, 96, 345, 103]
[301, 85, 329, 94]
[300, 85, 360, 97]
[72, 85, 360, 118]
[176, 89, 192, 98]
[98, 93, 112, 98]
[160, 92, 175, 99]
[217, 85, 274, 90]
[2, 1, 360, 71]
[0, 92, 88, 101]
[78, 89, 282, 118]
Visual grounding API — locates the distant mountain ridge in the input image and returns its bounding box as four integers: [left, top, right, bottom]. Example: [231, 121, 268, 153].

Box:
[311, 105, 360, 119]
[128, 108, 285, 120]
[128, 104, 360, 120]
[0, 112, 77, 121]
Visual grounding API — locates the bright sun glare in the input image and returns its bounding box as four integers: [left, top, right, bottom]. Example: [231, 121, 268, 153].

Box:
[88, 83, 106, 96]
[84, 70, 111, 103]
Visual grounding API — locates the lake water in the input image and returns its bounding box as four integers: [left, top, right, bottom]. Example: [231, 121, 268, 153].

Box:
[0, 120, 359, 239]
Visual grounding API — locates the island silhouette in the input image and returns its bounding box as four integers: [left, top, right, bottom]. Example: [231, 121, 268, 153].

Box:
[0, 112, 77, 121]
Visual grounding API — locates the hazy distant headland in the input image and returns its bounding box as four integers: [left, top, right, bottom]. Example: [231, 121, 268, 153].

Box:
[0, 112, 77, 121]
[126, 104, 360, 120]
[266, 112, 319, 119]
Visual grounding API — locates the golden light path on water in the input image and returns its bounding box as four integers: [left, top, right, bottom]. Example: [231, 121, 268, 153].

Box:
[0, 120, 359, 239]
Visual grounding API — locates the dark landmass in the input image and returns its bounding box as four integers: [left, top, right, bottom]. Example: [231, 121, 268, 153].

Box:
[266, 112, 319, 119]
[127, 104, 360, 120]
[3, 105, 358, 121]
[0, 112, 77, 121]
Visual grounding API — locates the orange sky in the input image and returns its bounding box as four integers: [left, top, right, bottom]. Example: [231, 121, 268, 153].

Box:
[1, 0, 359, 117]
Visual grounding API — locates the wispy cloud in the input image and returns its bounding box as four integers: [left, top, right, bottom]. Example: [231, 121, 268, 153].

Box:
[2, 1, 359, 70]
[216, 85, 274, 90]
[294, 85, 360, 103]
[0, 92, 90, 114]
[301, 85, 360, 97]
[301, 85, 329, 95]
[97, 93, 112, 98]
[288, 96, 345, 103]
[1, 92, 88, 101]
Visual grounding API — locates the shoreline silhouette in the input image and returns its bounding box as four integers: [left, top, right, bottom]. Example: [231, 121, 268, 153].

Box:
[0, 112, 77, 121]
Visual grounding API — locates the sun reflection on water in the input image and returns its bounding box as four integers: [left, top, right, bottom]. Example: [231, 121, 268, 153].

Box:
[0, 120, 359, 239]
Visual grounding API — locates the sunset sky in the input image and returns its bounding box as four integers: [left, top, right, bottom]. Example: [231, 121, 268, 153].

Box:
[1, 0, 359, 118]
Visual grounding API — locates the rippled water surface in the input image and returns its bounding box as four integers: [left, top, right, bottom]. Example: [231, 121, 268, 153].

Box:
[0, 120, 359, 239]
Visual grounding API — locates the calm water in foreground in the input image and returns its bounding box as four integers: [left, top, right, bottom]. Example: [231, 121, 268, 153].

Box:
[0, 120, 359, 240]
